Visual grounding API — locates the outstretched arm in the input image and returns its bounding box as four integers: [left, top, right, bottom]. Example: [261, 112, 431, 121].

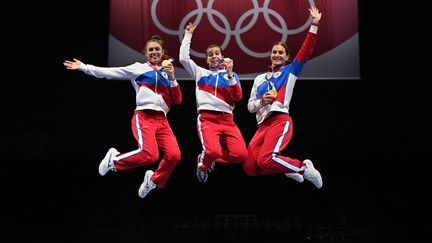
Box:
[179, 22, 201, 81]
[296, 6, 322, 63]
[63, 58, 136, 80]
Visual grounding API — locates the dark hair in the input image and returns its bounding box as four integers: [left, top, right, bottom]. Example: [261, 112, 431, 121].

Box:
[205, 44, 223, 58]
[271, 41, 290, 55]
[143, 35, 165, 54]
[271, 41, 291, 64]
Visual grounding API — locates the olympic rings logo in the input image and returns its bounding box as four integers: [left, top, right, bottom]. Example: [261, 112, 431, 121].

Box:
[151, 0, 316, 58]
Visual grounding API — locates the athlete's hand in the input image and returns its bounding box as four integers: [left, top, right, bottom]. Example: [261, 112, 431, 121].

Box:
[309, 6, 321, 23]
[223, 58, 234, 77]
[163, 63, 176, 81]
[63, 58, 82, 70]
[185, 22, 196, 34]
[260, 92, 276, 106]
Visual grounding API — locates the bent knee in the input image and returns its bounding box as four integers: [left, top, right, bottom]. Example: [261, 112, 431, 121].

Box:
[256, 153, 273, 164]
[231, 149, 248, 163]
[165, 150, 181, 163]
[242, 163, 258, 176]
[204, 150, 222, 161]
[139, 149, 159, 162]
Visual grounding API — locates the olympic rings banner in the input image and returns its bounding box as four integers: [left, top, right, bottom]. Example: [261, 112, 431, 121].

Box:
[108, 0, 359, 80]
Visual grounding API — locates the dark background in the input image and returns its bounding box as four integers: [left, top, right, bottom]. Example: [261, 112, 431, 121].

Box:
[1, 1, 429, 242]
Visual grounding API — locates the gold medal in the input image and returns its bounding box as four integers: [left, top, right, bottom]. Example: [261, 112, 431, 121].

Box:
[162, 59, 172, 68]
[268, 89, 278, 97]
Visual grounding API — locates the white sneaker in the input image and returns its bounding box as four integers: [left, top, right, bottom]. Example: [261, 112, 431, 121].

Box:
[303, 159, 323, 188]
[196, 165, 208, 183]
[138, 170, 156, 199]
[98, 148, 119, 176]
[285, 173, 304, 183]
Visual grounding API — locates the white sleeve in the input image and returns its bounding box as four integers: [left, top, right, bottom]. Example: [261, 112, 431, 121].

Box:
[247, 76, 263, 113]
[79, 62, 138, 80]
[179, 32, 201, 81]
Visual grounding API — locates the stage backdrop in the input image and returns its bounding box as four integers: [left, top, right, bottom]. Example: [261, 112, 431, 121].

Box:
[108, 0, 359, 80]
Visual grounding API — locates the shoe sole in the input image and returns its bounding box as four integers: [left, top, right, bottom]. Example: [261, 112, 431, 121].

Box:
[304, 160, 322, 188]
[99, 148, 117, 176]
[138, 171, 154, 198]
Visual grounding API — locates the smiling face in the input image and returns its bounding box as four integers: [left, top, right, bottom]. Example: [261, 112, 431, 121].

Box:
[270, 44, 290, 67]
[145, 41, 164, 65]
[206, 45, 223, 67]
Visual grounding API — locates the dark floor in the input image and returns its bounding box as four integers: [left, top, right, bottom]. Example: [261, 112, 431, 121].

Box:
[0, 155, 427, 243]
